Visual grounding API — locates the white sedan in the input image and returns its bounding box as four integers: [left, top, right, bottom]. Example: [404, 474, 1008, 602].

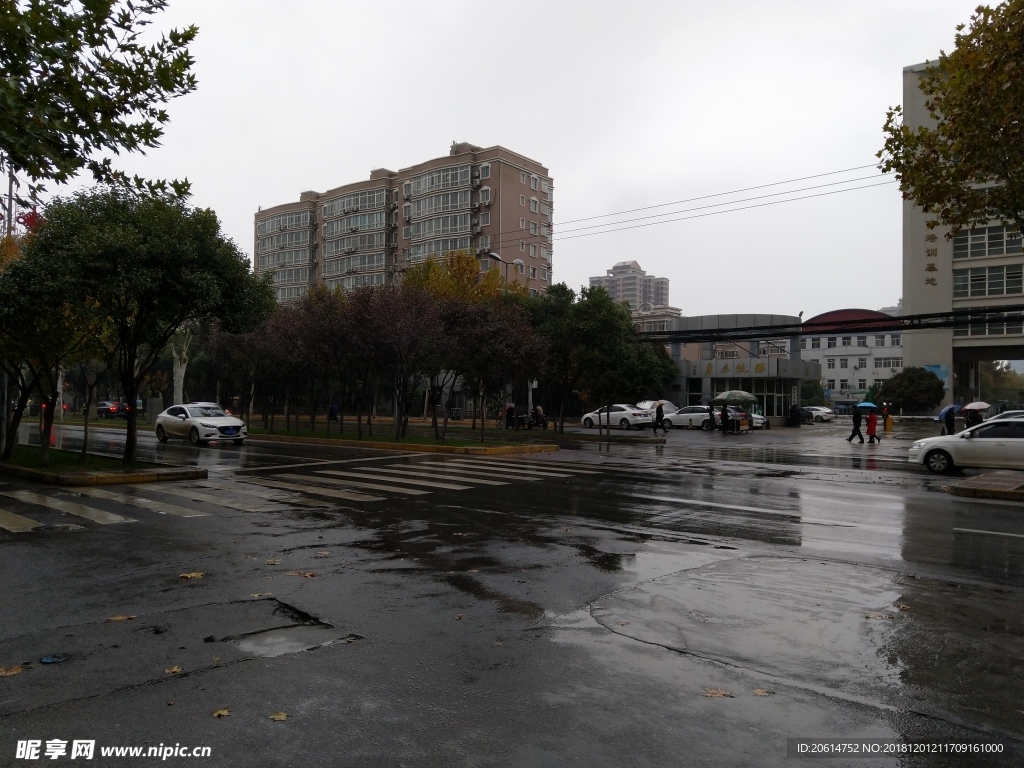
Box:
[581, 404, 654, 430]
[664, 405, 713, 430]
[805, 406, 835, 422]
[908, 418, 1024, 473]
[155, 402, 248, 446]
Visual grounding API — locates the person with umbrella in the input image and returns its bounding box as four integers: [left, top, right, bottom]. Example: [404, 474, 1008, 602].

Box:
[847, 405, 865, 443]
[654, 400, 667, 435]
[940, 404, 957, 435]
[866, 407, 880, 444]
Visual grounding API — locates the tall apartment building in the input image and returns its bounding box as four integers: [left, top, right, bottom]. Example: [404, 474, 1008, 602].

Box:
[901, 62, 1024, 405]
[253, 142, 553, 302]
[589, 260, 669, 309]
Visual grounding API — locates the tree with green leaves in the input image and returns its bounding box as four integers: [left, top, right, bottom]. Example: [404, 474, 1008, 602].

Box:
[879, 0, 1024, 237]
[800, 379, 825, 406]
[877, 367, 946, 413]
[0, 0, 197, 200]
[28, 187, 275, 463]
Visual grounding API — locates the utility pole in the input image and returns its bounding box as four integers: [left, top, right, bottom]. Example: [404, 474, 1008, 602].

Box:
[1, 161, 12, 450]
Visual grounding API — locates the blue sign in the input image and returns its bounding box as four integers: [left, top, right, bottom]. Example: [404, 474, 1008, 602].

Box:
[823, 388, 831, 399]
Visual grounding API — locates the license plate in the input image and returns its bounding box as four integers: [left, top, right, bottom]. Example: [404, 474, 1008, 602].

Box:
[223, 428, 238, 435]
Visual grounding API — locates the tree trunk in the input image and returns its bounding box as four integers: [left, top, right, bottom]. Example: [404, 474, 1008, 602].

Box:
[558, 398, 565, 435]
[39, 389, 60, 466]
[440, 387, 451, 442]
[81, 378, 95, 460]
[2, 385, 33, 461]
[123, 367, 139, 465]
[170, 332, 191, 405]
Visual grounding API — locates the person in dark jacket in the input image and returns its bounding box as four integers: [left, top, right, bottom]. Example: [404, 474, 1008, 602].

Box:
[720, 403, 729, 434]
[847, 408, 864, 443]
[964, 408, 982, 428]
[943, 407, 956, 435]
[654, 402, 666, 434]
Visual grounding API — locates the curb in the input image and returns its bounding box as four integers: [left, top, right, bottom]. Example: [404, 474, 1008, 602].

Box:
[942, 485, 1024, 502]
[556, 434, 667, 444]
[0, 463, 208, 487]
[247, 434, 558, 455]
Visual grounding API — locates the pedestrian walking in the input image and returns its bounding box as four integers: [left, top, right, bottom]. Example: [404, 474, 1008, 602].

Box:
[328, 402, 339, 423]
[720, 403, 729, 434]
[964, 408, 982, 428]
[708, 403, 715, 431]
[943, 407, 956, 436]
[847, 408, 864, 443]
[654, 402, 667, 435]
[866, 408, 880, 443]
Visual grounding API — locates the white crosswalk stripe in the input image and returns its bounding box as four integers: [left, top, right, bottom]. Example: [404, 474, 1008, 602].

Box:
[0, 508, 44, 532]
[129, 485, 279, 513]
[247, 478, 383, 502]
[372, 466, 511, 486]
[275, 473, 430, 496]
[72, 487, 210, 518]
[401, 461, 544, 481]
[198, 481, 330, 507]
[315, 470, 471, 491]
[0, 490, 135, 525]
[439, 459, 577, 478]
[500, 460, 601, 474]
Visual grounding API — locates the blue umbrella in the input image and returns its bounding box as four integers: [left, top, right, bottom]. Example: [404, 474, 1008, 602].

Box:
[857, 401, 877, 409]
[938, 404, 961, 419]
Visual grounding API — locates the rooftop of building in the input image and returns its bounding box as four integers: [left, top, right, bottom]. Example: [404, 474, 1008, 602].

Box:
[802, 308, 902, 334]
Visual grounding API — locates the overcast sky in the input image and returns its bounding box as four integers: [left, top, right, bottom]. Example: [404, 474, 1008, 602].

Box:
[70, 0, 981, 319]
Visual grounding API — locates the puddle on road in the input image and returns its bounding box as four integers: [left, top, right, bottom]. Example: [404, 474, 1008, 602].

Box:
[236, 626, 358, 657]
[592, 556, 1023, 736]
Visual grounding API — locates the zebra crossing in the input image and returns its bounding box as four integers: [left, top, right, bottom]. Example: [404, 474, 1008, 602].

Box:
[0, 457, 602, 534]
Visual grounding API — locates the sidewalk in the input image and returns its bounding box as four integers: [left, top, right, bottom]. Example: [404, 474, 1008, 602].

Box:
[944, 471, 1024, 502]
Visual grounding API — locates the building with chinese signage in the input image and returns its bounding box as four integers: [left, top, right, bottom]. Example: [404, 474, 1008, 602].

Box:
[902, 62, 1024, 406]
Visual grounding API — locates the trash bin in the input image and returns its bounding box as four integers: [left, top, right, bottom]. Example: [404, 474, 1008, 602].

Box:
[449, 407, 462, 421]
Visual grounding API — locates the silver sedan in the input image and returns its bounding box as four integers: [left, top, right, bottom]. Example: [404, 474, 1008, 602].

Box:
[154, 402, 248, 446]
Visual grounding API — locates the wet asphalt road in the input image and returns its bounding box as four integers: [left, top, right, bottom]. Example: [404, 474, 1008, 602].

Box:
[0, 422, 1021, 767]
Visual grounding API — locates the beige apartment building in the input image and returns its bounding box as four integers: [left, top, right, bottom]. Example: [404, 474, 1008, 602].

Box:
[254, 142, 553, 302]
[901, 63, 1024, 406]
[589, 260, 670, 309]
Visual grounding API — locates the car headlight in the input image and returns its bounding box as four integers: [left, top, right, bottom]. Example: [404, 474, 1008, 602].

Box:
[911, 441, 925, 449]
[200, 422, 218, 429]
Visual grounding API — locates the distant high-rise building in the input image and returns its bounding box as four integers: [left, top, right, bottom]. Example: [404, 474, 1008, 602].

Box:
[589, 260, 669, 309]
[254, 142, 553, 302]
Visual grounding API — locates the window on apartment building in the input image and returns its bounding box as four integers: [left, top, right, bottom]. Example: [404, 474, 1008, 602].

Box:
[480, 212, 490, 226]
[520, 195, 526, 206]
[541, 247, 549, 261]
[530, 176, 538, 190]
[480, 258, 490, 271]
[520, 217, 526, 229]
[840, 379, 849, 390]
[479, 235, 490, 250]
[520, 172, 527, 184]
[858, 379, 867, 390]
[517, 262, 525, 274]
[530, 266, 537, 279]
[827, 337, 837, 348]
[811, 338, 820, 349]
[530, 244, 538, 257]
[841, 336, 851, 346]
[530, 222, 538, 235]
[891, 334, 901, 346]
[827, 359, 835, 369]
[520, 241, 525, 251]
[953, 265, 1024, 297]
[480, 164, 491, 179]
[800, 338, 807, 350]
[480, 187, 491, 203]
[858, 358, 867, 368]
[857, 335, 867, 346]
[827, 380, 836, 390]
[529, 198, 538, 213]
[541, 268, 548, 281]
[840, 358, 848, 368]
[403, 204, 411, 219]
[402, 226, 412, 239]
[403, 183, 412, 197]
[875, 335, 886, 346]
[953, 225, 1023, 258]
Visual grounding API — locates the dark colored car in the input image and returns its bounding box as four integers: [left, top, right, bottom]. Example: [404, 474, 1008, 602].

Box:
[95, 400, 126, 419]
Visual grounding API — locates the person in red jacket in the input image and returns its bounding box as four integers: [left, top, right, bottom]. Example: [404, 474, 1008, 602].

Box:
[866, 408, 880, 444]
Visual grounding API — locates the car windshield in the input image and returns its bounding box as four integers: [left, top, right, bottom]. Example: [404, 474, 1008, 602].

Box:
[188, 406, 227, 418]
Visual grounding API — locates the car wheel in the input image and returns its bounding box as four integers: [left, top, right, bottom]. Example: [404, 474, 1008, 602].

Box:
[925, 450, 954, 474]
[584, 417, 594, 428]
[156, 425, 168, 443]
[702, 419, 711, 431]
[188, 427, 202, 446]
[619, 418, 631, 430]
[814, 415, 823, 422]
[663, 419, 674, 429]
[233, 438, 245, 445]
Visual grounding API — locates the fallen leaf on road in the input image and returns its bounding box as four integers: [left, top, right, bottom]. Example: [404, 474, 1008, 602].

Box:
[315, 551, 330, 555]
[493, 641, 503, 646]
[896, 603, 912, 611]
[164, 666, 183, 675]
[467, 569, 479, 573]
[212, 708, 231, 718]
[0, 665, 24, 677]
[179, 572, 203, 580]
[618, 621, 630, 626]
[269, 711, 287, 721]
[452, 532, 465, 536]
[251, 592, 272, 598]
[286, 571, 318, 578]
[865, 612, 894, 620]
[106, 615, 136, 622]
[455, 614, 463, 620]
[211, 657, 220, 661]
[266, 559, 281, 565]
[702, 688, 734, 698]
[752, 689, 775, 696]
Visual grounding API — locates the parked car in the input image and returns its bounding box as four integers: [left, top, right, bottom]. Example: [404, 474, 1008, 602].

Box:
[804, 406, 835, 422]
[988, 410, 1024, 421]
[154, 402, 248, 446]
[909, 418, 1024, 473]
[95, 400, 126, 419]
[665, 405, 713, 430]
[637, 400, 679, 416]
[581, 404, 653, 430]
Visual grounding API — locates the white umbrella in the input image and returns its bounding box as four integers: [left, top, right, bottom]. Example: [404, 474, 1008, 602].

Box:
[962, 401, 991, 410]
